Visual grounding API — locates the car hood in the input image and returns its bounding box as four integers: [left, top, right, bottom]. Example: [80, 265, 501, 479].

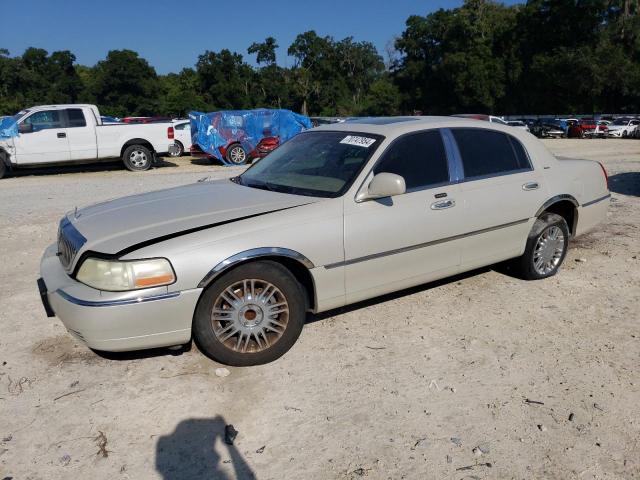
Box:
[67, 178, 320, 256]
[606, 125, 626, 131]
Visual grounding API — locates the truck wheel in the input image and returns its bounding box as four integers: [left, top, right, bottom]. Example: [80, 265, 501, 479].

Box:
[225, 144, 247, 165]
[515, 213, 569, 280]
[123, 145, 153, 171]
[169, 141, 183, 157]
[0, 160, 6, 179]
[193, 261, 306, 366]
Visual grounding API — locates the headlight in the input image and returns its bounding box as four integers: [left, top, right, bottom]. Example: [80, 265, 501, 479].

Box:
[76, 258, 176, 291]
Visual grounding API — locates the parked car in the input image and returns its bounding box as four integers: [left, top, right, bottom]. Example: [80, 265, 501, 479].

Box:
[38, 117, 609, 365]
[169, 120, 192, 157]
[0, 104, 175, 178]
[121, 116, 173, 124]
[100, 116, 121, 124]
[607, 118, 639, 138]
[567, 119, 608, 138]
[507, 120, 530, 132]
[452, 114, 508, 124]
[530, 120, 564, 138]
[189, 109, 312, 165]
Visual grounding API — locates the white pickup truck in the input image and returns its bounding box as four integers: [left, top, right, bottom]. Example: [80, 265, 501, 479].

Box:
[0, 104, 176, 179]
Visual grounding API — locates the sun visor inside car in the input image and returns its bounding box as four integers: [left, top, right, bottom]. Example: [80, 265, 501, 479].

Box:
[189, 109, 312, 164]
[0, 116, 18, 139]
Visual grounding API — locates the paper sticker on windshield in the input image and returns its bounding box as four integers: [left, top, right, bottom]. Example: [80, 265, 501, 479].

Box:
[340, 135, 376, 148]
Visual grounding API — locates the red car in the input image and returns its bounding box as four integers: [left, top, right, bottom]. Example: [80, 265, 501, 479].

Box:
[190, 136, 279, 162]
[568, 119, 608, 138]
[121, 116, 173, 124]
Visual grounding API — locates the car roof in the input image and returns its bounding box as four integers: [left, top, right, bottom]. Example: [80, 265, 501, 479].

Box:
[312, 115, 514, 136]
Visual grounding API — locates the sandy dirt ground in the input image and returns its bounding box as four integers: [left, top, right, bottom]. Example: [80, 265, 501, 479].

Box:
[0, 140, 638, 480]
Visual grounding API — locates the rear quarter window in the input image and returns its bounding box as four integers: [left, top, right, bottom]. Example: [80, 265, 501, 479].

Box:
[452, 128, 531, 179]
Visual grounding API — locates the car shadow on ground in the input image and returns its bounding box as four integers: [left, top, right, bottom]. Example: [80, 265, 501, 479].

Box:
[7, 158, 178, 178]
[155, 416, 256, 480]
[608, 172, 640, 196]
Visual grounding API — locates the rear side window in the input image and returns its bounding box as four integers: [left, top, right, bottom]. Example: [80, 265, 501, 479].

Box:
[374, 130, 449, 190]
[452, 129, 531, 179]
[174, 122, 189, 131]
[66, 109, 86, 128]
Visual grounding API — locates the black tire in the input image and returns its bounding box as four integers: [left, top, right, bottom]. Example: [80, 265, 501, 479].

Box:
[515, 213, 569, 280]
[622, 130, 628, 138]
[0, 159, 6, 179]
[193, 261, 306, 366]
[122, 145, 153, 171]
[225, 143, 247, 165]
[169, 141, 184, 157]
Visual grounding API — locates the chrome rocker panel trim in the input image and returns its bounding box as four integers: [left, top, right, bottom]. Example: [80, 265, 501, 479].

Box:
[581, 193, 611, 208]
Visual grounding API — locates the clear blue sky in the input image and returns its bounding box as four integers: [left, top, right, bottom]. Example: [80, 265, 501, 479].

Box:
[2, 0, 522, 74]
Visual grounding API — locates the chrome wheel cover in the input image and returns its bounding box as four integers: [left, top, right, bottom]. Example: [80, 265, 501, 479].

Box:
[211, 279, 289, 353]
[533, 225, 565, 275]
[129, 150, 149, 168]
[228, 146, 246, 164]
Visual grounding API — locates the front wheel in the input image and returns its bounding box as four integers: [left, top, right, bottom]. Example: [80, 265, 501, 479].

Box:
[193, 261, 306, 366]
[122, 145, 153, 171]
[0, 160, 6, 179]
[225, 144, 247, 165]
[515, 213, 569, 280]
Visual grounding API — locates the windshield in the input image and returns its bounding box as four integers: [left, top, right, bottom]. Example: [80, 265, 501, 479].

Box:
[12, 110, 29, 121]
[611, 118, 630, 126]
[238, 131, 383, 198]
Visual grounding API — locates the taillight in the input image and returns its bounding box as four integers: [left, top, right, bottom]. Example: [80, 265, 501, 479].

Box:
[598, 162, 608, 190]
[167, 126, 174, 139]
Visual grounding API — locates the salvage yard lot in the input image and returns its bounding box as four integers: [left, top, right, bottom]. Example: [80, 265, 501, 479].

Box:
[0, 139, 638, 479]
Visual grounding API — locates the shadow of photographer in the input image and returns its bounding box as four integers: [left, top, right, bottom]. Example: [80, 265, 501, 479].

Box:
[156, 416, 256, 480]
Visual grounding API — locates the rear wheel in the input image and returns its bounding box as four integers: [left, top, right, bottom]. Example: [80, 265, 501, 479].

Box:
[515, 213, 569, 280]
[225, 144, 247, 165]
[0, 159, 6, 179]
[193, 261, 306, 366]
[122, 145, 153, 171]
[169, 141, 184, 157]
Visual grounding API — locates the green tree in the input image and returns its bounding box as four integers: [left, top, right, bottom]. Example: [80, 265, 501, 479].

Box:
[247, 37, 278, 66]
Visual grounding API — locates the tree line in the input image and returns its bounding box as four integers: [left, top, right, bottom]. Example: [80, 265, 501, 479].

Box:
[1, 0, 638, 118]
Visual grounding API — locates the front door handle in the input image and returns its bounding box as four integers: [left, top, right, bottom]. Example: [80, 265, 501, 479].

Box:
[522, 182, 539, 191]
[431, 199, 456, 210]
[57, 132, 67, 138]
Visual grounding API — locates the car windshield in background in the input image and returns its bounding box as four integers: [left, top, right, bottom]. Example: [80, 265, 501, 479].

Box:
[238, 131, 383, 198]
[611, 118, 631, 125]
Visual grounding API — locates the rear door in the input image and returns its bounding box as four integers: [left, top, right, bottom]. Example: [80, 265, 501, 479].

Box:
[343, 130, 465, 304]
[451, 128, 547, 269]
[13, 110, 70, 164]
[65, 108, 98, 160]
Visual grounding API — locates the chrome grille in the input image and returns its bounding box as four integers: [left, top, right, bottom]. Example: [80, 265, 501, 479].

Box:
[57, 218, 86, 271]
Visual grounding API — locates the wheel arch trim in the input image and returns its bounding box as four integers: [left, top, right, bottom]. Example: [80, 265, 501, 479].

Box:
[197, 247, 315, 289]
[535, 194, 579, 234]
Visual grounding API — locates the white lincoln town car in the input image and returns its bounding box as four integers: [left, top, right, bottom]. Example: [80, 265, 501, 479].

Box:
[38, 117, 610, 365]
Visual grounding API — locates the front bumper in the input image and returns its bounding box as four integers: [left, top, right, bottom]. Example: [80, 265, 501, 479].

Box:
[39, 244, 201, 352]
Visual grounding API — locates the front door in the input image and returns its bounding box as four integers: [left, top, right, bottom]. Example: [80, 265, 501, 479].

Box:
[342, 129, 465, 304]
[14, 110, 70, 164]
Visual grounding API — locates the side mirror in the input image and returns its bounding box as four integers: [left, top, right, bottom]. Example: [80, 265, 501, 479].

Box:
[357, 172, 406, 202]
[18, 123, 33, 134]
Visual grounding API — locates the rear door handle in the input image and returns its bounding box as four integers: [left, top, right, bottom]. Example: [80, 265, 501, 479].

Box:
[431, 199, 455, 210]
[522, 182, 539, 191]
[57, 132, 66, 138]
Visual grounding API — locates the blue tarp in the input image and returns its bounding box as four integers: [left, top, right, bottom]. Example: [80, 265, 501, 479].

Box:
[189, 109, 312, 164]
[0, 116, 18, 139]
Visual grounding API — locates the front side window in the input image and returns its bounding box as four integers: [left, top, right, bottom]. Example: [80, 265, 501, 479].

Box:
[452, 128, 531, 179]
[66, 109, 86, 128]
[239, 131, 382, 198]
[374, 130, 449, 190]
[22, 110, 63, 131]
